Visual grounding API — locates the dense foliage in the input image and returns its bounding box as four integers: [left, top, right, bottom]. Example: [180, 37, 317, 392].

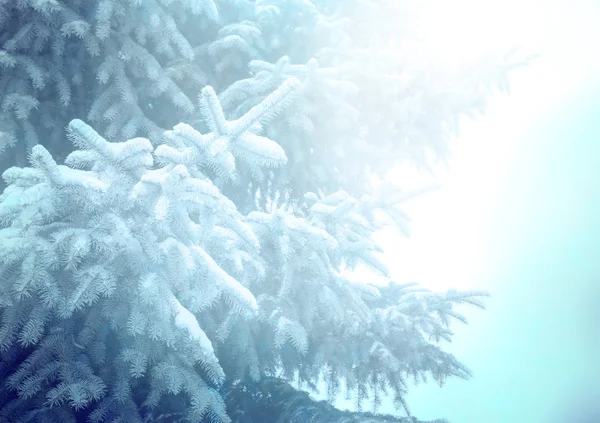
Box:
[0, 0, 528, 421]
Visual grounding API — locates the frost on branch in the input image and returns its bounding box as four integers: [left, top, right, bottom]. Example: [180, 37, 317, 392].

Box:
[0, 79, 299, 422]
[0, 0, 516, 420]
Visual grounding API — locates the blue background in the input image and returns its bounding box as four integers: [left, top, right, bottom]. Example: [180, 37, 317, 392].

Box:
[404, 79, 600, 423]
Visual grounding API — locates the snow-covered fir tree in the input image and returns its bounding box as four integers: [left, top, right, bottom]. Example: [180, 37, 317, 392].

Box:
[0, 0, 531, 421]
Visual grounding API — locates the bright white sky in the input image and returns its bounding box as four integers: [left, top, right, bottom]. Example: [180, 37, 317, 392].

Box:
[374, 0, 600, 292]
[314, 0, 600, 414]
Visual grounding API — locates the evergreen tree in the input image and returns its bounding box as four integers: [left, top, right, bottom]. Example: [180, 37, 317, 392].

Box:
[0, 0, 531, 421]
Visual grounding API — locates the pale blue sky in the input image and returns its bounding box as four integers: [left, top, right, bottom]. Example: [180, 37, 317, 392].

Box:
[326, 1, 600, 422]
[310, 1, 600, 420]
[383, 1, 600, 422]
[402, 74, 600, 423]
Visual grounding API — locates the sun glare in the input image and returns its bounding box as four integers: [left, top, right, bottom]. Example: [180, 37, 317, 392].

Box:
[368, 0, 600, 292]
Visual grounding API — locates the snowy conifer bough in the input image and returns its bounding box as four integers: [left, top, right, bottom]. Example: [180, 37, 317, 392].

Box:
[0, 0, 529, 422]
[0, 77, 486, 423]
